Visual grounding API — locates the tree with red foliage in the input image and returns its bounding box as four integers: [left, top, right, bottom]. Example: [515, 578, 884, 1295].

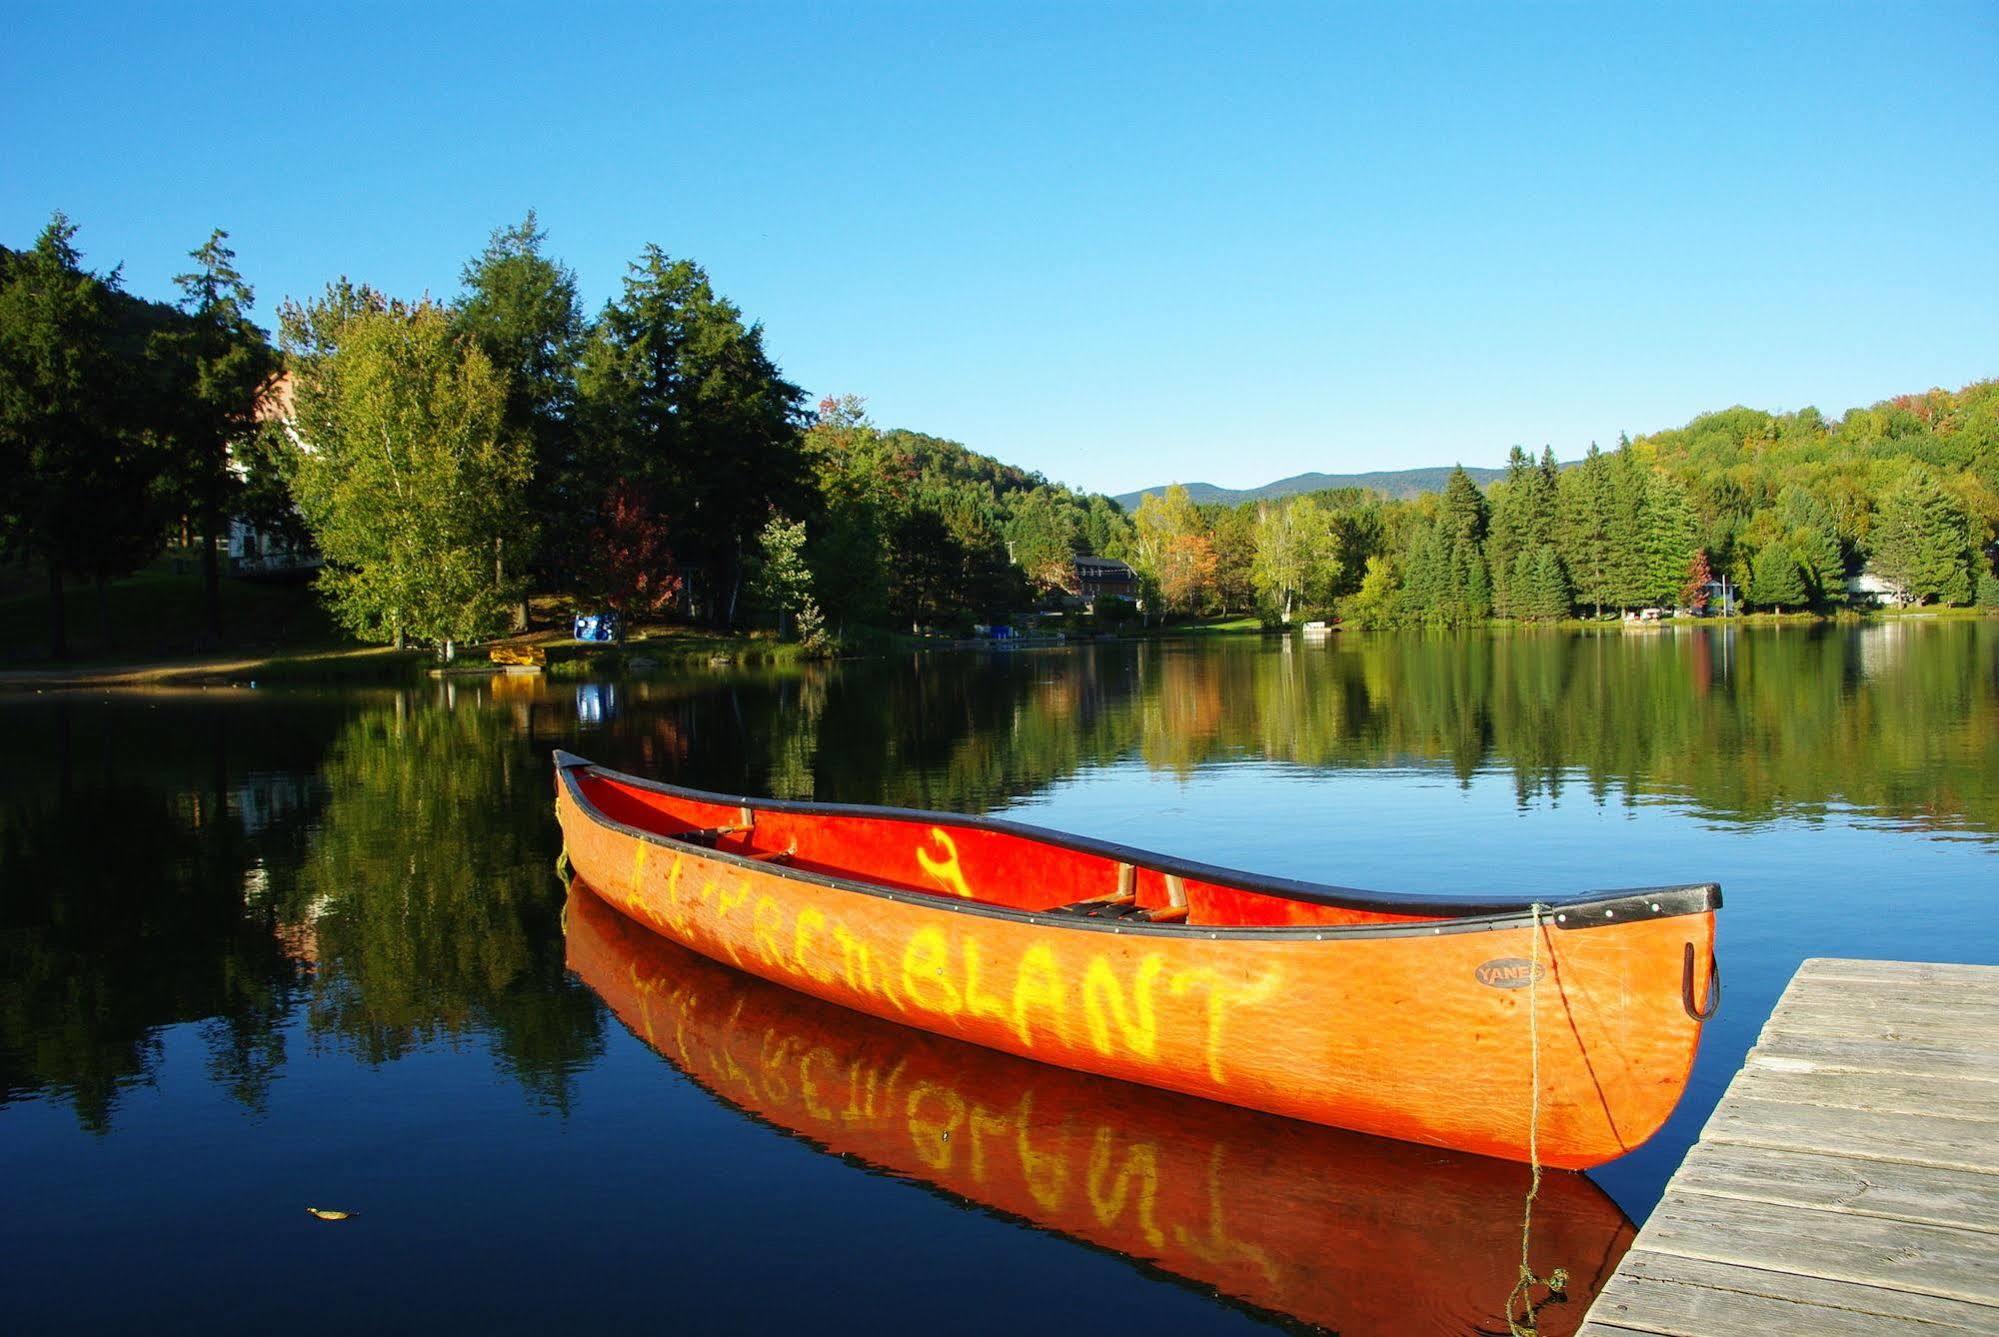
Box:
[589, 481, 681, 622]
[1681, 550, 1714, 613]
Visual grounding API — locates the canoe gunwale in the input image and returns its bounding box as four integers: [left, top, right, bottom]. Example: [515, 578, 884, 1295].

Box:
[555, 751, 1719, 939]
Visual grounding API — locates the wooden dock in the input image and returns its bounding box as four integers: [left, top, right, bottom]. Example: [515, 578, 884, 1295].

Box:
[1580, 957, 1999, 1336]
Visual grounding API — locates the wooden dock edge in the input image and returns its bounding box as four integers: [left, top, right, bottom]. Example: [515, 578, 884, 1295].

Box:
[1578, 957, 1999, 1336]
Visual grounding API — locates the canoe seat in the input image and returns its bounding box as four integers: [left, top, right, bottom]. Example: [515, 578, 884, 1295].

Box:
[1046, 893, 1186, 924]
[673, 822, 753, 848]
[1048, 897, 1151, 921]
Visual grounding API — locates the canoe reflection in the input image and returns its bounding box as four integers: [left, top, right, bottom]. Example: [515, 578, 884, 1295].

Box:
[565, 881, 1634, 1335]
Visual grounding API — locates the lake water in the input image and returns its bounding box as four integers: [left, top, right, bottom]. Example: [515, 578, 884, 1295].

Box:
[4, 621, 1995, 1334]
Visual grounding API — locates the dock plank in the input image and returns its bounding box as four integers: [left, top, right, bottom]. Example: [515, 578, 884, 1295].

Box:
[1701, 1097, 1999, 1173]
[1672, 1143, 1999, 1234]
[1636, 1191, 1999, 1303]
[1582, 958, 1999, 1334]
[1581, 1251, 1999, 1335]
[1732, 1062, 1999, 1123]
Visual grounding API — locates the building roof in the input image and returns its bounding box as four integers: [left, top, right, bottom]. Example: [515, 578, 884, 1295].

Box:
[1073, 555, 1134, 575]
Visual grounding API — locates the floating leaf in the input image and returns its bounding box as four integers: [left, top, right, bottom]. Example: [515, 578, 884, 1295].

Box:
[306, 1207, 354, 1221]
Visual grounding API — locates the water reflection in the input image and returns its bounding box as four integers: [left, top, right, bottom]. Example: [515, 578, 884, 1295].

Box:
[2, 621, 1993, 1135]
[259, 698, 602, 1105]
[564, 880, 1635, 1335]
[561, 623, 1999, 841]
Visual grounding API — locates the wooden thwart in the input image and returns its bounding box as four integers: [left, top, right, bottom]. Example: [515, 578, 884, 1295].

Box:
[1579, 957, 1999, 1336]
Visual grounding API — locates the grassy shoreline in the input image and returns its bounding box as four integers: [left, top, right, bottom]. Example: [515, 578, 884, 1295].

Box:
[2, 563, 1988, 690]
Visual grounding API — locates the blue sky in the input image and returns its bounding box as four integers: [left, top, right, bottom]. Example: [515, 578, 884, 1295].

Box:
[4, 2, 1995, 496]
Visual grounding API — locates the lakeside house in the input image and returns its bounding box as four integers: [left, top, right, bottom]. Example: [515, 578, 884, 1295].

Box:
[1072, 555, 1137, 608]
[225, 372, 322, 577]
[1845, 568, 1911, 607]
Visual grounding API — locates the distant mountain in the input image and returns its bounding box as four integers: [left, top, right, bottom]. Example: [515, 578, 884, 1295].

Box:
[1114, 464, 1511, 511]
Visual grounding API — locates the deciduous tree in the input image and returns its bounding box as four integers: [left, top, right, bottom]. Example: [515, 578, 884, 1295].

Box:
[587, 479, 680, 624]
[282, 297, 530, 653]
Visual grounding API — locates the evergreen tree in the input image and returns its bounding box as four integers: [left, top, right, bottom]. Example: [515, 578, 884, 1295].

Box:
[1439, 464, 1490, 546]
[1871, 467, 1973, 605]
[1639, 469, 1697, 606]
[0, 214, 156, 658]
[1777, 484, 1845, 607]
[1402, 518, 1487, 626]
[1486, 447, 1535, 616]
[1748, 542, 1808, 612]
[1559, 443, 1616, 616]
[1605, 441, 1650, 608]
[455, 212, 585, 616]
[154, 229, 279, 641]
[1512, 544, 1570, 620]
[1400, 522, 1447, 621]
[579, 245, 807, 622]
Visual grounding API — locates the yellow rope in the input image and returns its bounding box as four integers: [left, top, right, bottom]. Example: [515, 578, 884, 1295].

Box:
[1506, 902, 1569, 1336]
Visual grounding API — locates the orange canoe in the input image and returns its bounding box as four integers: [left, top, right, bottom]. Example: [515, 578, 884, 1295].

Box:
[565, 881, 1636, 1334]
[554, 751, 1720, 1168]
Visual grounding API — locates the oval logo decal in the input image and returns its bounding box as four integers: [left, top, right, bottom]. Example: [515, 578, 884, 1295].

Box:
[1475, 958, 1544, 990]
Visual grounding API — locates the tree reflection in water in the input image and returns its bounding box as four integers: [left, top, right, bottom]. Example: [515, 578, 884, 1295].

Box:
[2, 620, 1993, 1130]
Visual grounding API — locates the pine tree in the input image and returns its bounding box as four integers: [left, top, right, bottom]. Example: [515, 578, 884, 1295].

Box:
[1559, 443, 1616, 616]
[1777, 485, 1845, 607]
[1748, 542, 1807, 612]
[155, 229, 279, 642]
[579, 244, 807, 621]
[1605, 443, 1650, 609]
[0, 213, 159, 658]
[1439, 465, 1490, 546]
[1400, 523, 1447, 621]
[1871, 467, 1973, 605]
[1486, 447, 1535, 616]
[1511, 544, 1570, 620]
[455, 212, 585, 618]
[1639, 470, 1697, 606]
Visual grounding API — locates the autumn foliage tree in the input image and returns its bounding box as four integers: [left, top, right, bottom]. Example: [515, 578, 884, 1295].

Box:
[1681, 550, 1714, 613]
[1156, 531, 1219, 613]
[588, 480, 681, 622]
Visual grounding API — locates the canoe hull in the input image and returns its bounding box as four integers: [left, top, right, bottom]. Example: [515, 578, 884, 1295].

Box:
[556, 772, 1715, 1168]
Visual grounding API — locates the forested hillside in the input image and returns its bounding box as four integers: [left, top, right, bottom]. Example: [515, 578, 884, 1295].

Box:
[1117, 382, 1999, 623]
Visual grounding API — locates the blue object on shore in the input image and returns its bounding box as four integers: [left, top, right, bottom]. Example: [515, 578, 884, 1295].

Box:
[573, 612, 621, 643]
